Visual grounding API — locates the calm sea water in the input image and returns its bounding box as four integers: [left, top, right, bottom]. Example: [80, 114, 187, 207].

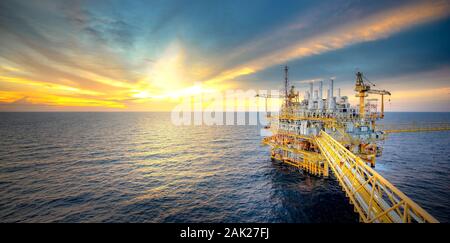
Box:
[0, 112, 448, 223]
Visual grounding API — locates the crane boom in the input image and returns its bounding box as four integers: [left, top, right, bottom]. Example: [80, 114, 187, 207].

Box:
[368, 89, 391, 95]
[354, 72, 391, 119]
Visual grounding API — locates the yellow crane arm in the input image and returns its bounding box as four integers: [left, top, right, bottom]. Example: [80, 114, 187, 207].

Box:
[366, 89, 391, 118]
[367, 89, 391, 96]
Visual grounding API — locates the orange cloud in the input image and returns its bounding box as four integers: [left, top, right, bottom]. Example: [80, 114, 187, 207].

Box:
[392, 87, 450, 100]
[0, 75, 104, 96]
[25, 94, 125, 108]
[0, 90, 124, 108]
[1, 1, 449, 111]
[0, 90, 22, 103]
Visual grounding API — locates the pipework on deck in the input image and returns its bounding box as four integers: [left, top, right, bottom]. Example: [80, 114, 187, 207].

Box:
[257, 66, 447, 223]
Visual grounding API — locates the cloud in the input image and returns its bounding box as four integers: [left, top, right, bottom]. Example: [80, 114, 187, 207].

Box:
[204, 0, 450, 85]
[0, 0, 143, 100]
[387, 87, 450, 112]
[146, 1, 188, 35]
[0, 0, 449, 111]
[0, 90, 124, 109]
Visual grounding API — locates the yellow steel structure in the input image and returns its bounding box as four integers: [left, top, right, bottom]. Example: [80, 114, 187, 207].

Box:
[259, 67, 442, 223]
[276, 131, 313, 140]
[354, 71, 391, 119]
[262, 137, 328, 176]
[272, 114, 337, 124]
[315, 131, 438, 223]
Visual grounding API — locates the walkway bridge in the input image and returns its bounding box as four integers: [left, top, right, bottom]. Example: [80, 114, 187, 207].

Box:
[315, 131, 438, 223]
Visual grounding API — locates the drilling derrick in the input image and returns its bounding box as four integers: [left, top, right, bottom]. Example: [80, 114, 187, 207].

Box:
[258, 66, 447, 223]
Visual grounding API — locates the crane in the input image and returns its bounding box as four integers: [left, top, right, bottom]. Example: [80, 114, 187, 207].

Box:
[354, 72, 391, 119]
[367, 89, 391, 119]
[259, 67, 450, 222]
[255, 93, 284, 118]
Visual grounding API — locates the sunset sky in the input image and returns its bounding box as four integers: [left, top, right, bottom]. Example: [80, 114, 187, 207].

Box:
[0, 0, 449, 111]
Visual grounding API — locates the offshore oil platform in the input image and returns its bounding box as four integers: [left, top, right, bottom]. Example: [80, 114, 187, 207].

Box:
[258, 66, 450, 223]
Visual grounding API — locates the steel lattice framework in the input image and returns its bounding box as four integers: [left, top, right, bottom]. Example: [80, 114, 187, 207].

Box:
[315, 131, 438, 223]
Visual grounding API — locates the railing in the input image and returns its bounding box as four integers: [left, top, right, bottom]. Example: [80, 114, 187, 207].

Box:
[273, 114, 337, 123]
[377, 122, 450, 133]
[315, 131, 438, 223]
[262, 137, 328, 177]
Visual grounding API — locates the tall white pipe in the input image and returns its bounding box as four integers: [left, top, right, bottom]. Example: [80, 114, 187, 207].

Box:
[329, 79, 334, 98]
[326, 89, 330, 110]
[308, 82, 314, 110]
[318, 81, 323, 111]
[319, 81, 323, 100]
[328, 79, 335, 111]
[313, 90, 318, 110]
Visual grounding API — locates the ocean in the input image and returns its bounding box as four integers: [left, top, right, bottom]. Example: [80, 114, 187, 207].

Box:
[0, 112, 449, 223]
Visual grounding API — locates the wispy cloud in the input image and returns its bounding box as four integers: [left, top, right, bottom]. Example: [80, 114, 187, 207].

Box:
[205, 0, 450, 85]
[0, 0, 449, 111]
